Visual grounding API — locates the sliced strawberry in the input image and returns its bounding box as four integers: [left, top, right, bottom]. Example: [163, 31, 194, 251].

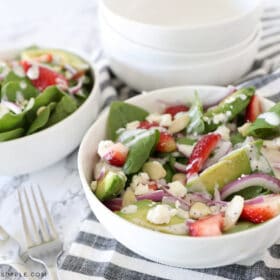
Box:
[103, 143, 128, 167]
[138, 121, 159, 129]
[164, 105, 189, 118]
[241, 195, 280, 223]
[20, 60, 68, 91]
[156, 132, 176, 153]
[245, 95, 262, 122]
[148, 182, 158, 191]
[186, 133, 221, 180]
[189, 214, 223, 237]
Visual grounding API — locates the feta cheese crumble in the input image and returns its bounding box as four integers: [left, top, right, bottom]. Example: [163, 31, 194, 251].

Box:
[146, 205, 177, 224]
[97, 140, 114, 158]
[168, 181, 187, 198]
[130, 172, 151, 195]
[121, 204, 138, 214]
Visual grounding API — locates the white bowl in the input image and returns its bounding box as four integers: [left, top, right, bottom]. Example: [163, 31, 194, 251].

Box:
[78, 86, 280, 268]
[100, 13, 260, 66]
[0, 48, 100, 175]
[102, 26, 260, 91]
[101, 0, 263, 53]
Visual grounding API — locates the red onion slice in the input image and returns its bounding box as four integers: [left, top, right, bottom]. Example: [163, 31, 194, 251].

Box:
[174, 162, 187, 173]
[1, 101, 22, 114]
[220, 173, 280, 200]
[204, 141, 232, 169]
[162, 196, 189, 211]
[244, 196, 265, 205]
[68, 77, 84, 94]
[136, 190, 164, 202]
[104, 198, 123, 211]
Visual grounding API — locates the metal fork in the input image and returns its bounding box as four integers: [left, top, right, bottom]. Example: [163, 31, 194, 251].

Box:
[18, 186, 63, 280]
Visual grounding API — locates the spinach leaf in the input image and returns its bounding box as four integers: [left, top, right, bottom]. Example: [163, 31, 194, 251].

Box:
[1, 81, 38, 102]
[204, 87, 255, 131]
[0, 127, 25, 141]
[230, 132, 245, 146]
[0, 112, 26, 132]
[27, 102, 56, 135]
[107, 101, 149, 140]
[164, 163, 174, 183]
[26, 86, 63, 122]
[187, 92, 205, 135]
[123, 129, 159, 175]
[246, 103, 280, 139]
[47, 95, 77, 126]
[226, 186, 264, 201]
[2, 71, 31, 87]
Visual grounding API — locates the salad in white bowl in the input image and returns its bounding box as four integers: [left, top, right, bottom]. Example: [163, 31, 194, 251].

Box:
[90, 87, 280, 237]
[78, 85, 280, 268]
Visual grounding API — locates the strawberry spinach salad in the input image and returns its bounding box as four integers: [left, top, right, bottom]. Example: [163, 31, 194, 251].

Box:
[91, 87, 280, 237]
[0, 47, 93, 141]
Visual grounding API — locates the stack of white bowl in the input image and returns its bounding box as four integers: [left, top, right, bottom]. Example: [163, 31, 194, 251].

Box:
[100, 0, 263, 91]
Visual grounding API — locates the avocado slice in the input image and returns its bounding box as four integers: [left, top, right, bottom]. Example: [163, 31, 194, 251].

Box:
[21, 49, 89, 71]
[116, 200, 187, 235]
[187, 146, 251, 194]
[95, 171, 127, 201]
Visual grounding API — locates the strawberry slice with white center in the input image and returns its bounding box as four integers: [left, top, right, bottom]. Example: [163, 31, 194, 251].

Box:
[21, 60, 68, 91]
[186, 133, 221, 180]
[156, 132, 176, 153]
[241, 195, 280, 224]
[245, 95, 262, 122]
[188, 214, 223, 237]
[138, 120, 159, 129]
[103, 143, 128, 167]
[164, 105, 189, 118]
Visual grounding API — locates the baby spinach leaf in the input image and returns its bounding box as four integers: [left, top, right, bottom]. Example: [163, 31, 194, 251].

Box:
[2, 71, 31, 87]
[226, 186, 264, 201]
[230, 132, 245, 145]
[204, 87, 255, 131]
[176, 137, 196, 145]
[246, 103, 280, 139]
[187, 92, 205, 135]
[27, 102, 56, 135]
[0, 127, 25, 141]
[26, 86, 64, 122]
[47, 95, 77, 126]
[1, 81, 38, 102]
[123, 129, 159, 175]
[164, 163, 174, 183]
[107, 101, 149, 141]
[0, 112, 26, 132]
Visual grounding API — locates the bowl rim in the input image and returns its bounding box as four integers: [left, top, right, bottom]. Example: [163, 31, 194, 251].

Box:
[78, 84, 280, 242]
[105, 27, 261, 69]
[101, 0, 263, 31]
[101, 12, 261, 58]
[0, 46, 100, 146]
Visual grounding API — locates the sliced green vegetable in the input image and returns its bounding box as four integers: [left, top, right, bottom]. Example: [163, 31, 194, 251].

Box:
[107, 101, 149, 140]
[27, 102, 56, 135]
[2, 71, 31, 87]
[226, 186, 264, 201]
[187, 92, 205, 134]
[123, 129, 159, 175]
[224, 221, 256, 234]
[204, 87, 255, 131]
[0, 127, 25, 141]
[164, 163, 174, 183]
[246, 103, 280, 139]
[116, 200, 187, 235]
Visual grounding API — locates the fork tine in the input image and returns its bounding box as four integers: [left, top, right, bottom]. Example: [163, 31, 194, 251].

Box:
[38, 186, 58, 239]
[17, 189, 34, 248]
[31, 186, 50, 242]
[23, 188, 41, 245]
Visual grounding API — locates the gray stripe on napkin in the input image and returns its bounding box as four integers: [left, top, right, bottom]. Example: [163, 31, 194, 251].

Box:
[61, 256, 168, 280]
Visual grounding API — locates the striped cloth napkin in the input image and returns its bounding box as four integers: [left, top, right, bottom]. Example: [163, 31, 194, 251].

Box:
[59, 5, 280, 280]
